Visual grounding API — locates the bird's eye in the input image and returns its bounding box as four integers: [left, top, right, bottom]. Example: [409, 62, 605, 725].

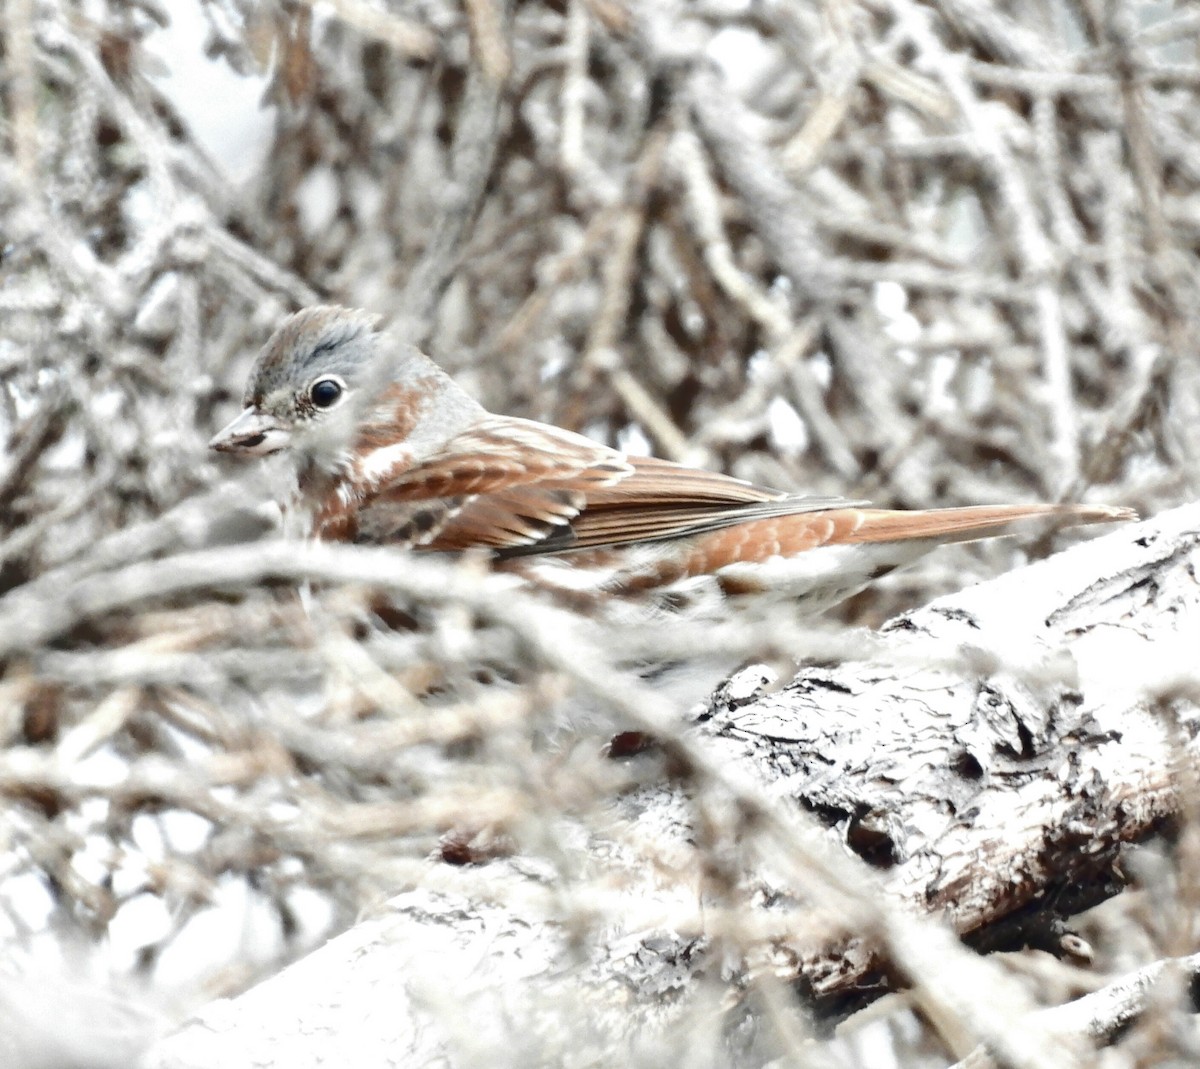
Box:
[309, 378, 343, 409]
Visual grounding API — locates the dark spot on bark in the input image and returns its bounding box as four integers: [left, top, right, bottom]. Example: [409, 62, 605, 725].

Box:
[846, 811, 898, 869]
[1188, 969, 1200, 1014]
[954, 750, 984, 779]
[932, 606, 981, 629]
[1013, 715, 1035, 758]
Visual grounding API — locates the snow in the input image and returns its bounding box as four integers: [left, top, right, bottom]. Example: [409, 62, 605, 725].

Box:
[144, 5, 275, 188]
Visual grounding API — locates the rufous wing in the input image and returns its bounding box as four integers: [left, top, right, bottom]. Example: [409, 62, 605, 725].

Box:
[350, 414, 1135, 560]
[351, 416, 859, 554]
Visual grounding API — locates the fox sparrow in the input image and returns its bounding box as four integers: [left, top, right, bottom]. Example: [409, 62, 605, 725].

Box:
[210, 306, 1133, 606]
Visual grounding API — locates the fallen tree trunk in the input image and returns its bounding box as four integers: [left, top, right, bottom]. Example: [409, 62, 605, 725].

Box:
[144, 503, 1200, 1069]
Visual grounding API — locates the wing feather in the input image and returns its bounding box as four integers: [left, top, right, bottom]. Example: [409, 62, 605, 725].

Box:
[349, 415, 867, 556]
[375, 416, 632, 500]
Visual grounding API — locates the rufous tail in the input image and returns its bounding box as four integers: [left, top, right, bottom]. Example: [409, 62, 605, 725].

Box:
[838, 503, 1137, 545]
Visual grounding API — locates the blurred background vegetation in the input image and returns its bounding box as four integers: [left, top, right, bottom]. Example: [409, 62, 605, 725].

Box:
[1, 0, 1198, 1064]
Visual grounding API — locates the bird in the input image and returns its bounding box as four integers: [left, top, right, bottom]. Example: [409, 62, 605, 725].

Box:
[209, 306, 1135, 611]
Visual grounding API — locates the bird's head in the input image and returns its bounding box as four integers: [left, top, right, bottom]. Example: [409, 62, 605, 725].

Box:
[209, 305, 385, 460]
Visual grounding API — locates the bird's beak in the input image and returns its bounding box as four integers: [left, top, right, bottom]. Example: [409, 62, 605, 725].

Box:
[209, 407, 291, 456]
